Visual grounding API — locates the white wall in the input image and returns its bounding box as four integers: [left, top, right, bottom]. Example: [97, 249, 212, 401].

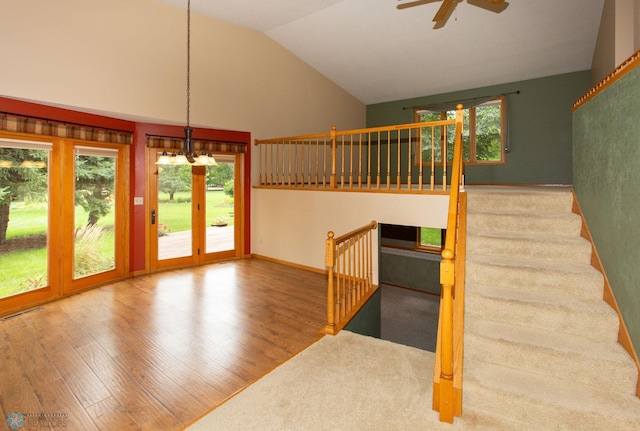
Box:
[252, 189, 449, 283]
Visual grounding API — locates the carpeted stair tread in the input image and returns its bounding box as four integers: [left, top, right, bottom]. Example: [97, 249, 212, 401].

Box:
[466, 254, 604, 301]
[465, 320, 637, 393]
[463, 370, 640, 431]
[466, 231, 592, 265]
[465, 283, 620, 342]
[466, 186, 574, 214]
[467, 210, 582, 237]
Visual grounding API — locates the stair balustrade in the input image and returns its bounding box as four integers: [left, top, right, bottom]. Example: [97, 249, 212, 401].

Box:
[432, 105, 466, 423]
[255, 114, 463, 192]
[321, 221, 377, 335]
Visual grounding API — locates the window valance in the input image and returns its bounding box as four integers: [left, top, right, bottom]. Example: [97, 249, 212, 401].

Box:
[0, 112, 133, 144]
[146, 136, 247, 154]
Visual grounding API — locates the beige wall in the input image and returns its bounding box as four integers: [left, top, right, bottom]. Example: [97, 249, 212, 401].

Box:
[252, 189, 449, 280]
[0, 0, 366, 266]
[0, 0, 364, 138]
[636, 0, 640, 49]
[591, 0, 640, 83]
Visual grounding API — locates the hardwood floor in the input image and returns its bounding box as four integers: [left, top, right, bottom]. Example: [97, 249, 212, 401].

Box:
[0, 258, 327, 430]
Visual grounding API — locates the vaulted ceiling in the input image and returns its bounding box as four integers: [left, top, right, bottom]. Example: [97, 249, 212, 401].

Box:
[155, 0, 605, 105]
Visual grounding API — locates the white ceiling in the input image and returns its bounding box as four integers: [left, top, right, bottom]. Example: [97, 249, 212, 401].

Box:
[155, 0, 605, 105]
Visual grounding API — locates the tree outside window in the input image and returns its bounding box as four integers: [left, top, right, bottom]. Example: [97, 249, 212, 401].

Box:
[416, 97, 505, 165]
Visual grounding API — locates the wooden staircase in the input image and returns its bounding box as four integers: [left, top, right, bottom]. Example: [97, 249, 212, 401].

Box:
[461, 186, 640, 429]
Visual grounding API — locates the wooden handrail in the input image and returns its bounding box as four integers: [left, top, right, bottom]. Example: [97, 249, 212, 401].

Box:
[432, 104, 466, 423]
[255, 117, 458, 192]
[321, 220, 377, 335]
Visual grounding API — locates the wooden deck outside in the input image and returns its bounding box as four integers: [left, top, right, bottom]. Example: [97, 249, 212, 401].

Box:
[0, 259, 327, 430]
[158, 225, 235, 260]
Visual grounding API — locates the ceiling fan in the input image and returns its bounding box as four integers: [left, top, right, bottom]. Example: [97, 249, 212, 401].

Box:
[397, 0, 509, 29]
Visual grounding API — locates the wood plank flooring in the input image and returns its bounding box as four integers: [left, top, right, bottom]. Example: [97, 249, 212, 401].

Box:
[0, 258, 327, 430]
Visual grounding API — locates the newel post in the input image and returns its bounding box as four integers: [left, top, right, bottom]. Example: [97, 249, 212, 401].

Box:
[330, 126, 337, 189]
[438, 247, 455, 423]
[321, 231, 337, 334]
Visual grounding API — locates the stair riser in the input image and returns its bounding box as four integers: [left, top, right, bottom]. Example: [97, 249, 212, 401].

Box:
[465, 335, 637, 393]
[467, 235, 592, 265]
[467, 191, 574, 214]
[466, 260, 604, 301]
[465, 294, 619, 343]
[463, 381, 640, 431]
[468, 212, 582, 237]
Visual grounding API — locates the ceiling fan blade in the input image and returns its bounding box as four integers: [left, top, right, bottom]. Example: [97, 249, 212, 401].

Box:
[433, 0, 458, 23]
[467, 0, 509, 13]
[396, 0, 440, 10]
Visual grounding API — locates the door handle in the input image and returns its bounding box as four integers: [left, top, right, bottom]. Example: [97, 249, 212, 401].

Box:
[151, 209, 156, 225]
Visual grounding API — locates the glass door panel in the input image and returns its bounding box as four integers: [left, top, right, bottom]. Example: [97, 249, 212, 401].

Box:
[73, 147, 117, 279]
[205, 158, 235, 254]
[0, 140, 51, 299]
[157, 163, 193, 260]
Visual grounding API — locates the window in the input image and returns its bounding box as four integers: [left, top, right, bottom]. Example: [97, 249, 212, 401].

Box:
[380, 224, 444, 254]
[418, 227, 444, 253]
[416, 96, 505, 164]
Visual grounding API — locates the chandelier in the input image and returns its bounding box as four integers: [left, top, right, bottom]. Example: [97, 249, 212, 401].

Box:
[156, 0, 216, 166]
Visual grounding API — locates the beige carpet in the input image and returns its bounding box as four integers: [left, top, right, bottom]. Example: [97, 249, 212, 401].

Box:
[187, 187, 640, 431]
[462, 186, 640, 430]
[185, 330, 462, 431]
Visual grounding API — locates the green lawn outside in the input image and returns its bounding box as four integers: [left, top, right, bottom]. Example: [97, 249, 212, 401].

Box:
[0, 190, 233, 297]
[0, 248, 47, 297]
[158, 190, 234, 232]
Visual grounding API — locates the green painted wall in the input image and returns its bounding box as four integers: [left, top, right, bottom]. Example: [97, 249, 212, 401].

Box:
[345, 288, 381, 338]
[367, 71, 592, 185]
[380, 249, 441, 295]
[573, 65, 640, 352]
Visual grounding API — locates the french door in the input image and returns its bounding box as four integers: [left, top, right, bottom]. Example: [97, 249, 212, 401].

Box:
[149, 149, 240, 270]
[0, 132, 128, 313]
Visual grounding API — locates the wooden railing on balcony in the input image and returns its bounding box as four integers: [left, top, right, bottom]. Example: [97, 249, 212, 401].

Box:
[320, 220, 377, 335]
[432, 106, 466, 423]
[255, 109, 464, 193]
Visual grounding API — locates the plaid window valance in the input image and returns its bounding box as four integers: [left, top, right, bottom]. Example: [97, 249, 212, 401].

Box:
[0, 113, 133, 144]
[147, 136, 247, 154]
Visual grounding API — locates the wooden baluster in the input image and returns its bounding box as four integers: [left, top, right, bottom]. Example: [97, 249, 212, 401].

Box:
[348, 135, 354, 189]
[315, 141, 320, 188]
[322, 137, 326, 187]
[338, 136, 344, 188]
[418, 127, 423, 191]
[431, 127, 436, 191]
[442, 125, 448, 191]
[358, 134, 363, 189]
[295, 140, 299, 186]
[307, 139, 312, 187]
[377, 132, 382, 190]
[385, 131, 390, 189]
[407, 130, 412, 191]
[274, 141, 279, 186]
[287, 141, 292, 187]
[367, 132, 372, 189]
[396, 131, 401, 190]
